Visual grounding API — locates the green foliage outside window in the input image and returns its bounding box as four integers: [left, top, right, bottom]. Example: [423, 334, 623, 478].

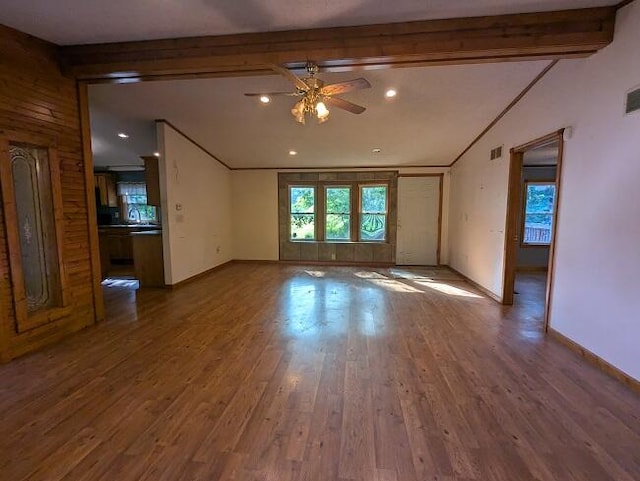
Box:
[360, 186, 387, 241]
[290, 187, 315, 240]
[523, 183, 556, 244]
[326, 187, 350, 240]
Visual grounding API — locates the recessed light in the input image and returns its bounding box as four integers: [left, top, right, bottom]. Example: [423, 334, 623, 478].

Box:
[385, 89, 397, 99]
[372, 148, 382, 153]
[289, 150, 297, 156]
[260, 95, 271, 104]
[153, 152, 160, 157]
[117, 132, 129, 138]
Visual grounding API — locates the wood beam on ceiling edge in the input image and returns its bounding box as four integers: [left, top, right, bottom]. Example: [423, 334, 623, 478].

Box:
[60, 7, 616, 82]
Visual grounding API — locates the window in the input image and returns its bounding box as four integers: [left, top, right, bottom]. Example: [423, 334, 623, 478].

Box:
[360, 185, 388, 241]
[522, 182, 556, 245]
[290, 186, 315, 240]
[325, 186, 351, 240]
[117, 182, 157, 223]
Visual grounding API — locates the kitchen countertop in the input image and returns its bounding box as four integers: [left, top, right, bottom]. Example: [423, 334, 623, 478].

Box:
[130, 230, 162, 236]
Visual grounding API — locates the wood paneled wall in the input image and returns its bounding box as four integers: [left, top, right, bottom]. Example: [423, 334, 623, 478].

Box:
[0, 25, 99, 361]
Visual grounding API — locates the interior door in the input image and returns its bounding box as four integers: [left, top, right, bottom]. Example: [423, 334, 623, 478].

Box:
[396, 176, 440, 265]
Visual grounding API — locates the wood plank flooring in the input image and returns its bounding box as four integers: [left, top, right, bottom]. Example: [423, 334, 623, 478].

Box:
[0, 263, 639, 481]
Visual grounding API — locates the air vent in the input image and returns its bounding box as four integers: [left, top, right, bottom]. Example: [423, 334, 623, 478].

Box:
[490, 145, 503, 160]
[626, 87, 640, 115]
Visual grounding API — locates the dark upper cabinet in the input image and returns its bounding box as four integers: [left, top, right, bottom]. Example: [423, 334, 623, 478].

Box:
[142, 156, 161, 207]
[94, 173, 117, 207]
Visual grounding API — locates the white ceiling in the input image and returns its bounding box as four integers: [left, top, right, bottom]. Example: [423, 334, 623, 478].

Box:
[0, 0, 618, 45]
[4, 0, 608, 170]
[88, 61, 552, 169]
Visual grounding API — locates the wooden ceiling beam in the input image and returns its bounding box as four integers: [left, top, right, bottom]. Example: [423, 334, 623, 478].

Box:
[60, 6, 616, 82]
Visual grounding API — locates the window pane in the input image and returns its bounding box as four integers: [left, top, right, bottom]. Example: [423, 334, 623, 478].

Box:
[290, 187, 315, 213]
[361, 186, 387, 213]
[326, 214, 350, 240]
[360, 185, 387, 241]
[360, 214, 386, 241]
[290, 186, 315, 240]
[290, 214, 315, 240]
[326, 187, 350, 240]
[326, 187, 350, 214]
[127, 204, 157, 223]
[523, 184, 556, 244]
[10, 144, 61, 313]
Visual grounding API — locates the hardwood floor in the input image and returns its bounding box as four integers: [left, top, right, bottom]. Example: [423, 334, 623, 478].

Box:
[509, 271, 548, 334]
[0, 263, 639, 481]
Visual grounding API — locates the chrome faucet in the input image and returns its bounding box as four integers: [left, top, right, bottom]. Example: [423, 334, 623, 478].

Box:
[128, 206, 142, 224]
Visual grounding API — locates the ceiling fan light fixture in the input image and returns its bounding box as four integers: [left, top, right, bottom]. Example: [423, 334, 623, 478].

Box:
[316, 101, 330, 122]
[385, 88, 397, 98]
[247, 63, 369, 125]
[291, 100, 306, 124]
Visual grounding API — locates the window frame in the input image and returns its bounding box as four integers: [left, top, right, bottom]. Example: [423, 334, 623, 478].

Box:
[0, 132, 71, 333]
[324, 185, 352, 242]
[288, 184, 317, 241]
[358, 183, 389, 242]
[287, 180, 390, 243]
[520, 180, 557, 247]
[118, 182, 158, 223]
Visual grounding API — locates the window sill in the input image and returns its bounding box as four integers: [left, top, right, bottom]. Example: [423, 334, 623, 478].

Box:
[288, 240, 388, 244]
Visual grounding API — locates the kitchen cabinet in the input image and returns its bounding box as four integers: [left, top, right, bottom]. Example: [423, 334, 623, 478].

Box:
[132, 230, 165, 287]
[98, 225, 161, 277]
[142, 156, 161, 207]
[107, 230, 133, 261]
[94, 173, 117, 207]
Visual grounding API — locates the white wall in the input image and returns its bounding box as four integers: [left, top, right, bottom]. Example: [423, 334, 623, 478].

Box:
[157, 122, 233, 284]
[230, 167, 450, 263]
[448, 2, 640, 380]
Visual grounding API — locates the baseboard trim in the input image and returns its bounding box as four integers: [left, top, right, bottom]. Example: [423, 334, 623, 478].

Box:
[232, 259, 279, 264]
[279, 260, 395, 267]
[548, 328, 640, 395]
[165, 260, 234, 289]
[446, 265, 502, 303]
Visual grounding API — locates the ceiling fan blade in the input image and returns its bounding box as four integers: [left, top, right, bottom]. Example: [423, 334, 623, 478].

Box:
[320, 78, 371, 96]
[244, 92, 302, 97]
[270, 64, 309, 92]
[324, 96, 366, 114]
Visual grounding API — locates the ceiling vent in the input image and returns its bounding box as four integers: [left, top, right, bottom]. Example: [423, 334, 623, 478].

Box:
[490, 145, 503, 160]
[625, 87, 640, 115]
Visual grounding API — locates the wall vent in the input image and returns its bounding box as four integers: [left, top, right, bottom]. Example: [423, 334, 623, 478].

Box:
[490, 145, 503, 160]
[625, 87, 640, 115]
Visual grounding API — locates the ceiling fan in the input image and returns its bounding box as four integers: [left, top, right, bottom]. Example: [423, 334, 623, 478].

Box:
[244, 61, 371, 124]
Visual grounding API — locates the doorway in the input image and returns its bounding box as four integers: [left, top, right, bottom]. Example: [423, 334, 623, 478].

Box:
[503, 130, 564, 331]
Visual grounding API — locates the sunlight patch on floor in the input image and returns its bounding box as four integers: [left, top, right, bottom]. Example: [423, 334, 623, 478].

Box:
[355, 271, 423, 293]
[415, 280, 482, 298]
[389, 269, 434, 282]
[304, 270, 326, 278]
[102, 278, 139, 289]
